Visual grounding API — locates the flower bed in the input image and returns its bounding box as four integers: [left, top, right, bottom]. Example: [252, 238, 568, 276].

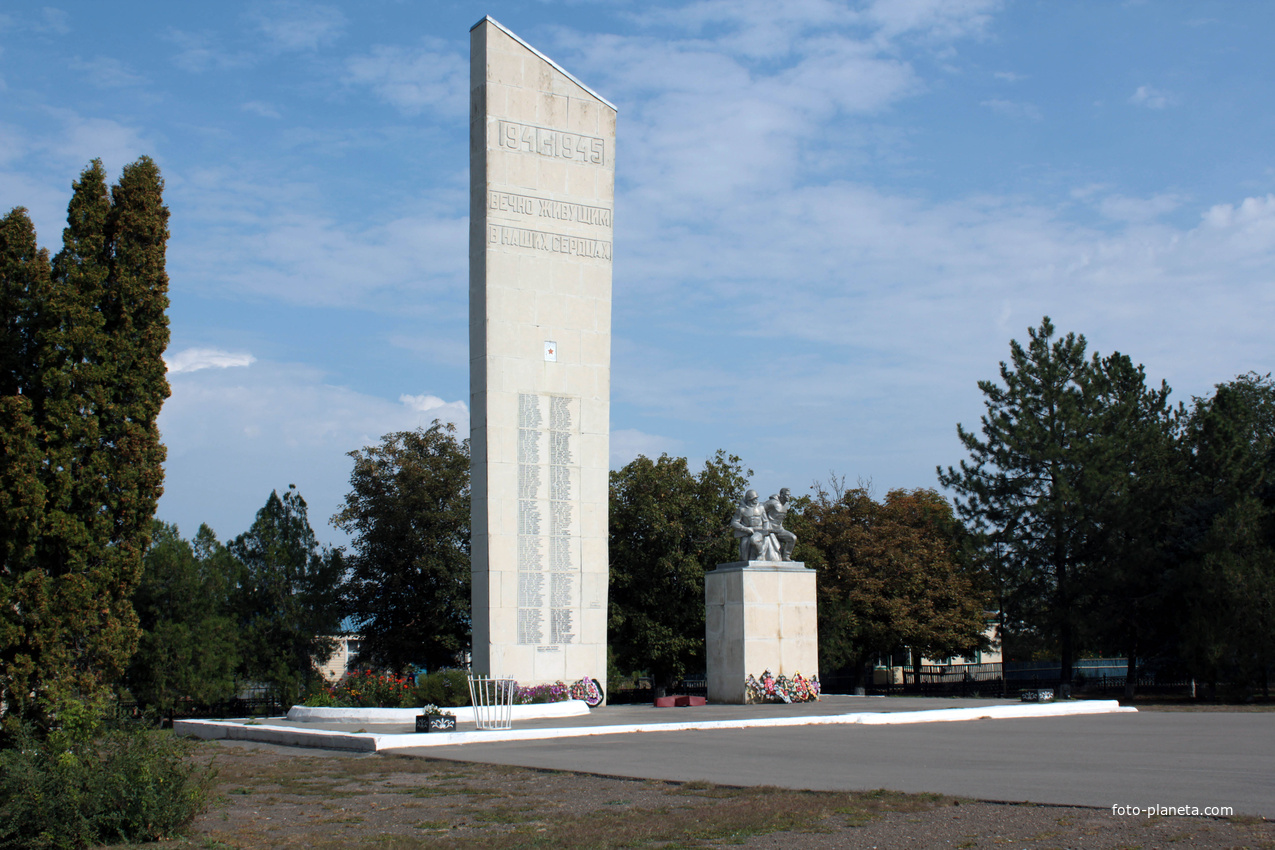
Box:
[304, 669, 415, 708]
[300, 671, 604, 708]
[744, 670, 820, 703]
[511, 677, 604, 707]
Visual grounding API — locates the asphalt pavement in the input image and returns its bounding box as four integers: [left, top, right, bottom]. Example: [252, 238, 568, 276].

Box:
[389, 700, 1273, 816]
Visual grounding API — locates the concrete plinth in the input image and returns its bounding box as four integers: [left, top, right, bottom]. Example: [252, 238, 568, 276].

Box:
[705, 561, 818, 704]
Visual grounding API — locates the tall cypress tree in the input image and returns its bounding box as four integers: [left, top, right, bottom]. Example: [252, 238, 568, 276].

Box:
[0, 208, 53, 727]
[0, 158, 169, 737]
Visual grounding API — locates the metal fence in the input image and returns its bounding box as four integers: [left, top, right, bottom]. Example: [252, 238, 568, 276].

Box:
[114, 696, 289, 725]
[814, 662, 1204, 699]
[608, 679, 709, 705]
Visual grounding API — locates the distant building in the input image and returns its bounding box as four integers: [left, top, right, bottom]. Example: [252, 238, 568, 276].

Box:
[318, 617, 362, 682]
[874, 615, 1002, 685]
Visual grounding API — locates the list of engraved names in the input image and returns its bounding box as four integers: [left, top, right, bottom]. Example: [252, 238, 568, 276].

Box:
[517, 393, 579, 647]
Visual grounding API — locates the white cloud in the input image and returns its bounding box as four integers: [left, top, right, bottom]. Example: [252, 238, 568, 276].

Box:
[1095, 193, 1184, 223]
[1129, 85, 1174, 109]
[37, 7, 70, 35]
[399, 393, 469, 422]
[980, 98, 1042, 121]
[241, 100, 281, 119]
[173, 210, 468, 308]
[553, 30, 920, 209]
[249, 1, 346, 52]
[44, 111, 152, 178]
[166, 347, 256, 374]
[610, 428, 685, 468]
[165, 29, 255, 73]
[862, 0, 1002, 43]
[158, 360, 467, 544]
[70, 56, 146, 88]
[637, 0, 1000, 51]
[169, 165, 468, 309]
[1198, 195, 1275, 256]
[344, 40, 467, 117]
[993, 70, 1024, 82]
[1201, 194, 1275, 229]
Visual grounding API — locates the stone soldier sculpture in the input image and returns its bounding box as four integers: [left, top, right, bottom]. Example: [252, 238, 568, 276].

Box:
[763, 488, 797, 561]
[731, 489, 780, 561]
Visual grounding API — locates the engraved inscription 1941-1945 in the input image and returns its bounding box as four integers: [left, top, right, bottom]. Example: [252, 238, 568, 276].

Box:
[499, 119, 605, 164]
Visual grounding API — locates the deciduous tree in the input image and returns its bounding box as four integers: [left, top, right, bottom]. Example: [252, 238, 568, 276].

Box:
[332, 422, 471, 676]
[803, 485, 989, 686]
[609, 452, 748, 696]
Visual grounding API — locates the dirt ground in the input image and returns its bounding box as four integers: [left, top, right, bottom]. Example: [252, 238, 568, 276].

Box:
[132, 739, 1274, 850]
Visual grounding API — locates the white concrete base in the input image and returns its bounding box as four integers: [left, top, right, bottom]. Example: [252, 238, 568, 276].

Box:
[174, 700, 1137, 753]
[706, 561, 818, 703]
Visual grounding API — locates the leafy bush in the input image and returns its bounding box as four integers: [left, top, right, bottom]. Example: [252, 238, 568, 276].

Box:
[301, 686, 339, 707]
[413, 670, 471, 708]
[308, 670, 416, 708]
[0, 723, 214, 849]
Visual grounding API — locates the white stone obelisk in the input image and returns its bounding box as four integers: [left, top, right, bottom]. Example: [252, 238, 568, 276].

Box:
[469, 17, 614, 693]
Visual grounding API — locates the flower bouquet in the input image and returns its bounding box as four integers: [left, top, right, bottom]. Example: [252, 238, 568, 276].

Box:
[568, 676, 605, 707]
[744, 670, 821, 704]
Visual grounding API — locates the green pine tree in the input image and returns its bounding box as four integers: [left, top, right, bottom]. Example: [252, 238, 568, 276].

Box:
[231, 487, 345, 706]
[127, 522, 241, 713]
[938, 317, 1104, 688]
[1082, 352, 1180, 698]
[1176, 373, 1275, 695]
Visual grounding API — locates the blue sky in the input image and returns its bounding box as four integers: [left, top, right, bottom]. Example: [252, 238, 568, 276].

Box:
[3, 1, 1273, 547]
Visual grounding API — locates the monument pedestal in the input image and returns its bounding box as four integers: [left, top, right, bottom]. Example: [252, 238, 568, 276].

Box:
[705, 561, 818, 704]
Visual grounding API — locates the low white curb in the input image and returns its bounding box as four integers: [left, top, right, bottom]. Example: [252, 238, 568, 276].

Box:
[285, 700, 590, 724]
[174, 719, 379, 752]
[175, 700, 1135, 753]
